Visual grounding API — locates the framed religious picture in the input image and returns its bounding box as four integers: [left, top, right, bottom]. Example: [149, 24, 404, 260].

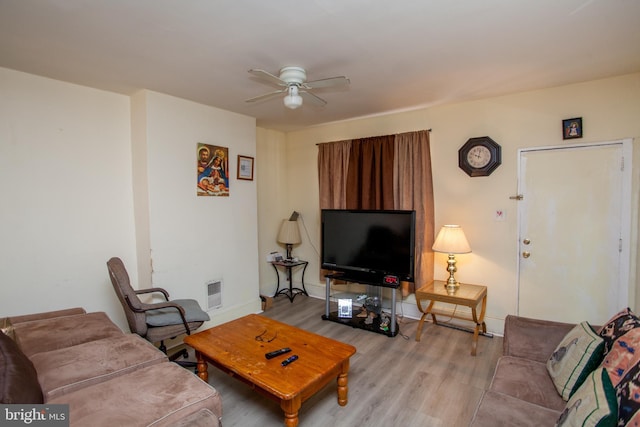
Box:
[237, 155, 254, 181]
[563, 117, 583, 140]
[197, 143, 229, 197]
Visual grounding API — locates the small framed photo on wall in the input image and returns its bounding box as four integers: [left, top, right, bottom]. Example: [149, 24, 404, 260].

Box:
[237, 155, 254, 181]
[562, 117, 583, 140]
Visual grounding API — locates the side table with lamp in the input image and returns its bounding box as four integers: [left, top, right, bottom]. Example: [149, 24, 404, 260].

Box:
[272, 212, 309, 302]
[415, 225, 489, 355]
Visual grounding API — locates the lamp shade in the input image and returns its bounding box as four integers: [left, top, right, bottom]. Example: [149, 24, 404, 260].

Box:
[277, 220, 301, 245]
[432, 225, 471, 254]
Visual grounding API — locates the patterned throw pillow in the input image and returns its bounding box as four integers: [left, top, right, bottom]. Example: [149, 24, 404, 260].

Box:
[598, 308, 640, 357]
[0, 317, 14, 340]
[601, 328, 640, 386]
[547, 321, 605, 401]
[616, 358, 640, 426]
[555, 368, 617, 427]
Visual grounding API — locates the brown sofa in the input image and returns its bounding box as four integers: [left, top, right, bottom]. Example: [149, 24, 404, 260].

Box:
[470, 315, 576, 426]
[470, 311, 640, 426]
[1, 307, 222, 427]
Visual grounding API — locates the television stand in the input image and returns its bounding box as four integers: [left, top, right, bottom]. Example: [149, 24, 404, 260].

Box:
[322, 273, 400, 337]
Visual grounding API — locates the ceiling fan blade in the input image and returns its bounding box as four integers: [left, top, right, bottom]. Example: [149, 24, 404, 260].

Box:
[245, 89, 285, 103]
[305, 76, 350, 89]
[300, 90, 327, 106]
[248, 69, 286, 87]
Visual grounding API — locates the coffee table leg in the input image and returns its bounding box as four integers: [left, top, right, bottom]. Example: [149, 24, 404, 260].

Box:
[195, 351, 208, 382]
[337, 360, 350, 406]
[337, 373, 349, 406]
[281, 396, 301, 427]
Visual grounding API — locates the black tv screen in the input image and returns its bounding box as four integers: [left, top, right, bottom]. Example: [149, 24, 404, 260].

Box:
[321, 209, 416, 283]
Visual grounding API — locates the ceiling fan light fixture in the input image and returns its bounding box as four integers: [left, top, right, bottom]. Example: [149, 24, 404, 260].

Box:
[283, 86, 303, 109]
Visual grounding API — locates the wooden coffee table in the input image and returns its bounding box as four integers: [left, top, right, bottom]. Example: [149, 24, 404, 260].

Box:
[184, 314, 356, 427]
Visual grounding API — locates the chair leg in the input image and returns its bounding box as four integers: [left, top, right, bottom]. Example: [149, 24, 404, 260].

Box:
[159, 341, 198, 371]
[168, 347, 188, 361]
[175, 360, 198, 371]
[171, 348, 197, 369]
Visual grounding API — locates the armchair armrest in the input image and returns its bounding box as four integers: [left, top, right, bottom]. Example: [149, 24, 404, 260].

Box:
[135, 287, 170, 301]
[503, 315, 576, 363]
[124, 297, 191, 334]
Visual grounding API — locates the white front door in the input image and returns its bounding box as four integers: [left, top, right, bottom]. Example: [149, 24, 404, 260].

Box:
[517, 140, 631, 324]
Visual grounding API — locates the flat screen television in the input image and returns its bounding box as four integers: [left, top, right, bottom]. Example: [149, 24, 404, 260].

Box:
[321, 209, 416, 284]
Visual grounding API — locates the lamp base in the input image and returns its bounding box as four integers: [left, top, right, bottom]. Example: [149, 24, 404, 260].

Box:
[444, 254, 459, 295]
[285, 244, 293, 260]
[445, 279, 459, 295]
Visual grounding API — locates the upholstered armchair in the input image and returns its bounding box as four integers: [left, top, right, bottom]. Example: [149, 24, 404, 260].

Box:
[107, 257, 210, 367]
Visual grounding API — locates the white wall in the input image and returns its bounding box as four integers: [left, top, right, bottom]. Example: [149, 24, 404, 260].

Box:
[132, 91, 261, 328]
[0, 69, 261, 331]
[256, 127, 288, 297]
[0, 68, 136, 325]
[256, 73, 640, 334]
[130, 91, 152, 290]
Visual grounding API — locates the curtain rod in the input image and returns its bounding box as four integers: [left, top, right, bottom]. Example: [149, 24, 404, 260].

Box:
[316, 128, 432, 146]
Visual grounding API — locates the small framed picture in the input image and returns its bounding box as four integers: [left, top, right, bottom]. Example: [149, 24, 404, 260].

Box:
[338, 299, 353, 318]
[237, 155, 254, 180]
[562, 117, 583, 140]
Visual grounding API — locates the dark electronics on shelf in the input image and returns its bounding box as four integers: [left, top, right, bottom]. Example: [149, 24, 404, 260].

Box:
[321, 209, 416, 285]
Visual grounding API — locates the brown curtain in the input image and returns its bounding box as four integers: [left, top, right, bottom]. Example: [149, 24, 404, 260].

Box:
[317, 130, 434, 294]
[394, 130, 435, 295]
[346, 136, 395, 210]
[318, 140, 351, 210]
[318, 140, 352, 280]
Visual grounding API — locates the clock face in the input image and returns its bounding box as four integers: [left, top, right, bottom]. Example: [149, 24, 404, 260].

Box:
[466, 145, 491, 168]
[458, 136, 501, 177]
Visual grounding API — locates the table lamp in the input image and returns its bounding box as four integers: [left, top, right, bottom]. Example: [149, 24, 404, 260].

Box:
[277, 219, 301, 260]
[432, 225, 471, 294]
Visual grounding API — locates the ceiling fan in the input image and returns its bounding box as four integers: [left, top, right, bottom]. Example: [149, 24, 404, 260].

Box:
[245, 66, 350, 109]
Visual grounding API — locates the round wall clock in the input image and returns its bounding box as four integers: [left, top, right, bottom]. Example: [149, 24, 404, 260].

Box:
[458, 136, 501, 177]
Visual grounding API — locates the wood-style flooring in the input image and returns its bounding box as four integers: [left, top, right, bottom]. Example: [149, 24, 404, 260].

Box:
[198, 295, 502, 427]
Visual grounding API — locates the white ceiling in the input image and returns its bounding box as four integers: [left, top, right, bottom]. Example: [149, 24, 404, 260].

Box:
[1, 1, 639, 132]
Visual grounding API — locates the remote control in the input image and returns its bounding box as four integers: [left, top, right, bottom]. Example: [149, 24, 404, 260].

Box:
[281, 355, 298, 366]
[265, 347, 291, 359]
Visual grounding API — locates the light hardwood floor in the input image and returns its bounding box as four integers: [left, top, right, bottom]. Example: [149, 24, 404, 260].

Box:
[198, 295, 502, 427]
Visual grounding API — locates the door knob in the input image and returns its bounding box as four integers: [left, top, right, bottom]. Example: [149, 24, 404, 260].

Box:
[522, 251, 531, 258]
[523, 238, 531, 245]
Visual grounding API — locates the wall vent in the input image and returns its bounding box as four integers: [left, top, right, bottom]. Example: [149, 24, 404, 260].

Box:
[206, 280, 222, 310]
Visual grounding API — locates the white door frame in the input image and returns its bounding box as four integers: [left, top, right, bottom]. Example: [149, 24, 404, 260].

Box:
[515, 138, 633, 316]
